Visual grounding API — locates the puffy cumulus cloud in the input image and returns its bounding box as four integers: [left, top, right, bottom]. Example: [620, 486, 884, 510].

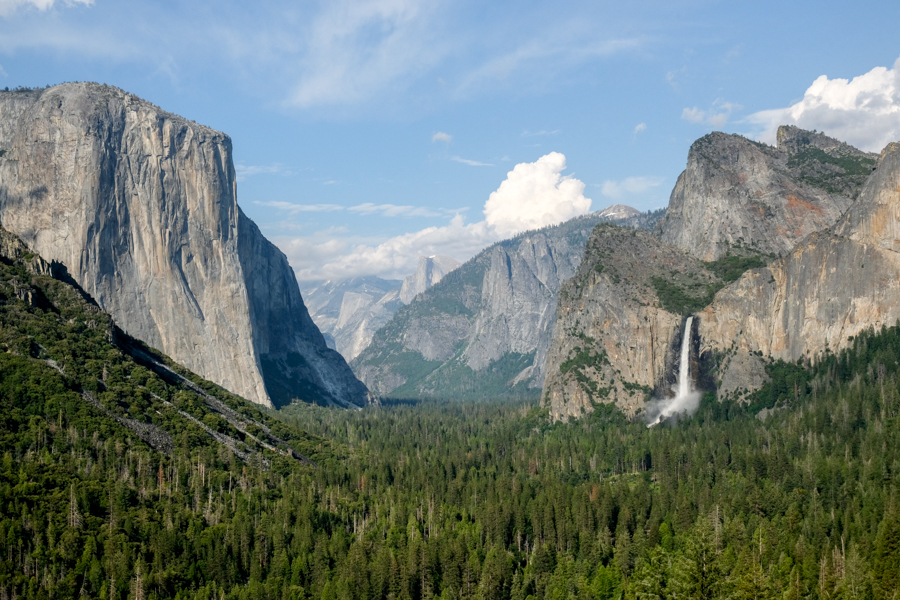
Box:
[483, 152, 591, 238]
[600, 176, 664, 199]
[283, 152, 592, 280]
[0, 0, 90, 16]
[432, 131, 452, 143]
[747, 57, 900, 152]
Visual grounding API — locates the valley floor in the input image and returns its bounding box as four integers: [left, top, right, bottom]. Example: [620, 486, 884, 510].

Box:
[4, 323, 900, 599]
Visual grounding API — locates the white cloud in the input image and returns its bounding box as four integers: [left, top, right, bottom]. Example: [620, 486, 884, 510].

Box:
[348, 203, 447, 217]
[681, 107, 705, 123]
[235, 163, 289, 181]
[681, 99, 741, 128]
[253, 201, 344, 213]
[456, 36, 642, 97]
[257, 200, 455, 219]
[601, 176, 664, 199]
[0, 64, 6, 77]
[483, 152, 591, 238]
[432, 131, 452, 143]
[747, 57, 900, 152]
[451, 156, 493, 167]
[634, 122, 646, 134]
[285, 0, 450, 108]
[287, 152, 592, 280]
[0, 0, 91, 17]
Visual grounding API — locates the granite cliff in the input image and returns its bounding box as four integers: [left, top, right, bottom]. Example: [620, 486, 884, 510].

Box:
[699, 140, 900, 398]
[399, 255, 460, 304]
[300, 277, 404, 361]
[353, 208, 665, 400]
[542, 225, 725, 420]
[546, 126, 884, 420]
[0, 83, 368, 408]
[655, 127, 875, 260]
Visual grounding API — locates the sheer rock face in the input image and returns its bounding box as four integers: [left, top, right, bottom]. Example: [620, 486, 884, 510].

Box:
[300, 277, 404, 362]
[655, 129, 873, 261]
[699, 142, 900, 396]
[399, 255, 461, 304]
[0, 83, 368, 408]
[542, 225, 718, 421]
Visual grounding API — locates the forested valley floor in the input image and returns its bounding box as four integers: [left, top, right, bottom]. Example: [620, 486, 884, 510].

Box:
[2, 248, 900, 600]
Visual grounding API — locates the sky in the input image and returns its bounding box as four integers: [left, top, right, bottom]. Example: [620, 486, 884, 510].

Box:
[1, 0, 899, 282]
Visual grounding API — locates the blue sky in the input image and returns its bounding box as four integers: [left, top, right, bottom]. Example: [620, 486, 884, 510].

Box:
[1, 0, 899, 280]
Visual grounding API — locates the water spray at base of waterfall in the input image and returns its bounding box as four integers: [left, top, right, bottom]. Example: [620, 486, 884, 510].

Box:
[646, 316, 701, 427]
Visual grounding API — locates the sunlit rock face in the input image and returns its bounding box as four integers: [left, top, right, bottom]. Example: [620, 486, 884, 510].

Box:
[699, 141, 900, 396]
[0, 83, 368, 408]
[542, 225, 716, 421]
[655, 128, 874, 261]
[399, 255, 461, 304]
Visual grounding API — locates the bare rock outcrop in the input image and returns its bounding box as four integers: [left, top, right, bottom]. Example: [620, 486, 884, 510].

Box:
[655, 129, 874, 261]
[0, 83, 368, 408]
[699, 141, 900, 397]
[399, 255, 461, 304]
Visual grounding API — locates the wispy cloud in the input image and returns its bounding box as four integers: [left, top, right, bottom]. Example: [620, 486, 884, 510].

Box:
[451, 155, 493, 167]
[432, 131, 452, 143]
[0, 0, 92, 18]
[681, 99, 741, 128]
[457, 35, 642, 97]
[348, 203, 450, 218]
[257, 200, 456, 219]
[600, 176, 664, 199]
[284, 0, 451, 108]
[665, 66, 688, 90]
[633, 122, 646, 134]
[521, 129, 560, 137]
[253, 201, 344, 213]
[235, 163, 290, 181]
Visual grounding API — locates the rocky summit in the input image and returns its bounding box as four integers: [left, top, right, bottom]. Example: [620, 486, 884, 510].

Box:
[399, 255, 461, 304]
[655, 127, 875, 261]
[0, 83, 368, 409]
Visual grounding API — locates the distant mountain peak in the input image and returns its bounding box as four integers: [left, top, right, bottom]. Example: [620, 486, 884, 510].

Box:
[399, 255, 462, 304]
[597, 204, 641, 220]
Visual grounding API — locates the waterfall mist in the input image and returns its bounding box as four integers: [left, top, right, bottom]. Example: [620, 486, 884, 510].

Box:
[646, 316, 701, 427]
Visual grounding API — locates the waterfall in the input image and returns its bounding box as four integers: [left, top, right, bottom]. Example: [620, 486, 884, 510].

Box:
[677, 316, 693, 399]
[648, 316, 699, 427]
